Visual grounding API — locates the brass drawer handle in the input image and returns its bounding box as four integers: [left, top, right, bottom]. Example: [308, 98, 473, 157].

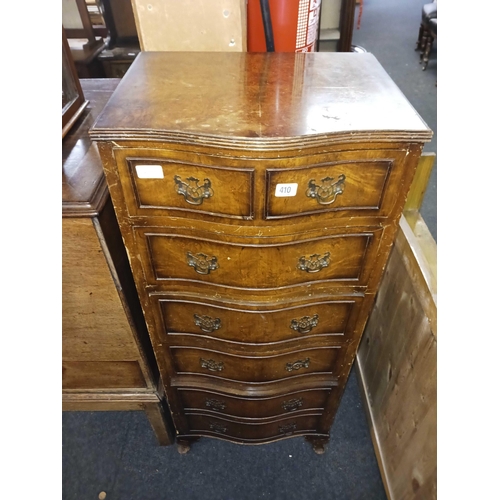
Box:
[209, 422, 227, 434]
[306, 174, 346, 205]
[205, 398, 226, 411]
[285, 358, 310, 372]
[278, 422, 297, 435]
[290, 314, 319, 334]
[187, 252, 219, 275]
[282, 398, 304, 412]
[297, 252, 330, 273]
[200, 358, 224, 372]
[174, 175, 214, 205]
[194, 314, 221, 333]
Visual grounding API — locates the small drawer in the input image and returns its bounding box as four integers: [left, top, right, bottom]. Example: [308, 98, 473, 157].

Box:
[158, 298, 361, 343]
[137, 228, 382, 290]
[266, 158, 393, 219]
[114, 148, 254, 219]
[169, 345, 342, 382]
[185, 414, 320, 442]
[178, 388, 331, 419]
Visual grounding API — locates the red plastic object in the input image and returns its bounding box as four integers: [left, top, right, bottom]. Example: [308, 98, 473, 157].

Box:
[247, 0, 322, 52]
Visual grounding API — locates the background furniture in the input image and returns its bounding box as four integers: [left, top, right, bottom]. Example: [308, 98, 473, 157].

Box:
[62, 79, 174, 446]
[356, 153, 437, 499]
[62, 28, 88, 138]
[100, 0, 139, 46]
[319, 0, 355, 52]
[416, 1, 437, 70]
[63, 0, 100, 43]
[63, 0, 106, 77]
[90, 52, 431, 453]
[421, 18, 436, 70]
[98, 45, 141, 78]
[98, 0, 141, 78]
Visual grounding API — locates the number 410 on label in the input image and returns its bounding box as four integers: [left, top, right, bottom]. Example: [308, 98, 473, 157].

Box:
[275, 183, 298, 197]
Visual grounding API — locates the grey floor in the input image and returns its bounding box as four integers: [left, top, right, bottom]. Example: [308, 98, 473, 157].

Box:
[62, 1, 437, 498]
[63, 373, 385, 500]
[350, 0, 437, 240]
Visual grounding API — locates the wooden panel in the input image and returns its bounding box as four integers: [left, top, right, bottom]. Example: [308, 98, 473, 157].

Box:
[109, 0, 138, 38]
[130, 0, 247, 52]
[158, 297, 361, 343]
[89, 53, 432, 143]
[62, 361, 147, 389]
[404, 153, 436, 212]
[184, 414, 321, 442]
[170, 344, 342, 382]
[266, 159, 392, 218]
[139, 229, 381, 289]
[62, 217, 142, 362]
[122, 155, 254, 219]
[178, 387, 331, 420]
[356, 215, 437, 500]
[63, 393, 175, 445]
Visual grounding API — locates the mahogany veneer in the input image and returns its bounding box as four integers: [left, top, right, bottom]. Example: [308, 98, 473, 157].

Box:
[90, 52, 432, 453]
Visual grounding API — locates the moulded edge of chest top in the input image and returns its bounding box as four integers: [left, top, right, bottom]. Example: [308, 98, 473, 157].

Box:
[90, 131, 432, 155]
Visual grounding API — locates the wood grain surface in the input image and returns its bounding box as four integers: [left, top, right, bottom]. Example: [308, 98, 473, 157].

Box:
[356, 213, 437, 499]
[90, 53, 432, 448]
[62, 79, 174, 445]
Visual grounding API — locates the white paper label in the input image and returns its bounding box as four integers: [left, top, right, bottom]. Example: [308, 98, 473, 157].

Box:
[135, 164, 164, 179]
[275, 183, 298, 197]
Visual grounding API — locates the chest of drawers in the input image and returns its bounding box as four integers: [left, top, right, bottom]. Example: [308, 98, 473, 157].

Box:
[90, 52, 432, 453]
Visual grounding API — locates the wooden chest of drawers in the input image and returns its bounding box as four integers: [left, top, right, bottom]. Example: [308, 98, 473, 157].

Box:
[90, 52, 432, 453]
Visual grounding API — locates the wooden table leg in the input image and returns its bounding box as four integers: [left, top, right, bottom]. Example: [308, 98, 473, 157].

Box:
[144, 402, 175, 446]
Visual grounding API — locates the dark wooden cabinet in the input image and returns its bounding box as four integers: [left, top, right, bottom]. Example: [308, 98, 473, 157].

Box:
[90, 52, 431, 453]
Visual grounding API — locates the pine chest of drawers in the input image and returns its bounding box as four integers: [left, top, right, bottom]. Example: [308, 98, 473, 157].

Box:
[90, 52, 432, 453]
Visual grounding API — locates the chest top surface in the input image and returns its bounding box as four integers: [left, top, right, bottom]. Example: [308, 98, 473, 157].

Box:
[89, 52, 431, 145]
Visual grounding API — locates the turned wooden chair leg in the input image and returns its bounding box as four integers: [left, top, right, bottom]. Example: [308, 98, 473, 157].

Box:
[422, 35, 434, 70]
[420, 29, 429, 62]
[416, 23, 424, 51]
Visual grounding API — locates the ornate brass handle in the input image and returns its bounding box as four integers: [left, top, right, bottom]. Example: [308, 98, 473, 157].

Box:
[306, 174, 346, 205]
[297, 252, 330, 273]
[174, 175, 214, 205]
[279, 422, 297, 435]
[200, 358, 224, 372]
[209, 422, 227, 434]
[285, 358, 310, 372]
[205, 398, 226, 411]
[187, 252, 219, 275]
[290, 314, 319, 334]
[282, 398, 304, 412]
[194, 314, 221, 333]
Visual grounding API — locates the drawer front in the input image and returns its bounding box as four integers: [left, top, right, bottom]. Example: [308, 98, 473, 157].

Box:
[178, 388, 331, 419]
[138, 229, 381, 289]
[185, 414, 321, 441]
[114, 149, 254, 219]
[158, 298, 360, 343]
[170, 346, 342, 382]
[266, 160, 392, 219]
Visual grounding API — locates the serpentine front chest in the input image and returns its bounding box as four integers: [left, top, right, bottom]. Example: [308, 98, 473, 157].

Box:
[90, 51, 432, 453]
